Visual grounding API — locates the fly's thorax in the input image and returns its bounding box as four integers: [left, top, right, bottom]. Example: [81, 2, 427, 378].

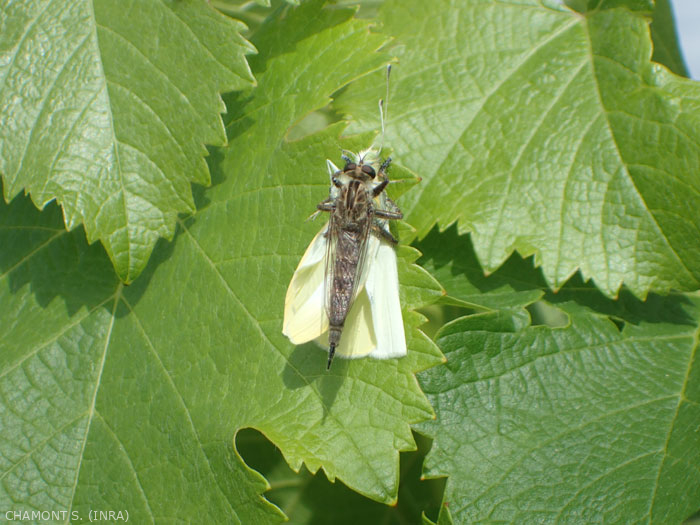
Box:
[334, 180, 372, 226]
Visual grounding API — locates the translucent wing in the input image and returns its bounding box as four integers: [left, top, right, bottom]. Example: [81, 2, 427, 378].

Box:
[315, 284, 376, 358]
[322, 207, 374, 326]
[323, 211, 338, 319]
[350, 210, 375, 306]
[317, 233, 382, 358]
[315, 231, 404, 359]
[283, 225, 329, 344]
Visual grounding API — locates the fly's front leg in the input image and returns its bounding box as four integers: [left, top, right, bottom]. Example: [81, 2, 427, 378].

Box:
[372, 179, 390, 197]
[307, 199, 335, 222]
[317, 199, 335, 212]
[376, 194, 403, 219]
[379, 157, 392, 175]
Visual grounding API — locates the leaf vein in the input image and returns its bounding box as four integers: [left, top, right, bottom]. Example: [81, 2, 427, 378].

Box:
[646, 307, 700, 520]
[119, 294, 241, 521]
[66, 284, 122, 520]
[93, 411, 155, 522]
[582, 18, 697, 287]
[12, 33, 92, 188]
[453, 394, 678, 517]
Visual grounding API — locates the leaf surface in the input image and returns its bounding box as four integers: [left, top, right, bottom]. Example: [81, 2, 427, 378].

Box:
[336, 0, 700, 297]
[235, 428, 445, 524]
[416, 226, 544, 311]
[415, 230, 700, 524]
[0, 1, 443, 520]
[0, 0, 254, 282]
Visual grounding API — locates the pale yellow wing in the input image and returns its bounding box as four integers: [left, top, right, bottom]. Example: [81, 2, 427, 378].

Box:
[318, 235, 382, 359]
[366, 242, 406, 358]
[316, 285, 377, 358]
[283, 226, 329, 344]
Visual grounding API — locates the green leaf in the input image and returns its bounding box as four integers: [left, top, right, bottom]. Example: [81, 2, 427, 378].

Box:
[0, 0, 255, 283]
[0, 1, 444, 520]
[335, 0, 700, 298]
[210, 0, 300, 34]
[416, 225, 544, 311]
[414, 235, 700, 523]
[650, 0, 690, 77]
[236, 428, 445, 524]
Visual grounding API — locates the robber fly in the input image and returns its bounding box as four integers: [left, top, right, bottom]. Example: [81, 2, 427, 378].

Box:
[283, 66, 406, 369]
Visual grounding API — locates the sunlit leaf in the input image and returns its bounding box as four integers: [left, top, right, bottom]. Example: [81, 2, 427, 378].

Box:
[0, 0, 254, 282]
[336, 0, 700, 298]
[0, 1, 443, 520]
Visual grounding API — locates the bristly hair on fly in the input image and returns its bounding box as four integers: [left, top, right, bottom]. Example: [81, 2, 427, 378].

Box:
[283, 65, 407, 370]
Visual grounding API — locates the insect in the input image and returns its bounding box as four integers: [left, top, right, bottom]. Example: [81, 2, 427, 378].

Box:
[283, 66, 406, 369]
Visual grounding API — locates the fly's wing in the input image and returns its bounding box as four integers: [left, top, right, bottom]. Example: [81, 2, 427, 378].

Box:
[314, 284, 377, 358]
[335, 227, 386, 359]
[283, 225, 330, 344]
[365, 235, 406, 358]
[321, 232, 382, 359]
[322, 206, 381, 359]
[323, 210, 338, 318]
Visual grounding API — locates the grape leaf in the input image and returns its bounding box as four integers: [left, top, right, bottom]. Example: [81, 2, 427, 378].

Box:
[335, 0, 700, 298]
[0, 0, 255, 283]
[415, 225, 545, 311]
[414, 230, 700, 523]
[211, 0, 301, 33]
[235, 428, 445, 524]
[0, 1, 444, 520]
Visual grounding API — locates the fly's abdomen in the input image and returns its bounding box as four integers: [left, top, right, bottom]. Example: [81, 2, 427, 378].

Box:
[329, 228, 363, 326]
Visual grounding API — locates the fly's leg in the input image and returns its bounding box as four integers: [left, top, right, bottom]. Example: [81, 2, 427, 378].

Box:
[374, 208, 403, 220]
[376, 193, 403, 219]
[372, 157, 393, 197]
[306, 210, 322, 221]
[317, 200, 335, 212]
[379, 157, 392, 175]
[372, 179, 390, 197]
[385, 197, 400, 211]
[308, 198, 336, 223]
[372, 223, 398, 245]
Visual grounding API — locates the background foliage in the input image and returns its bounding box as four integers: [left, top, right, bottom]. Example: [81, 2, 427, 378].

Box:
[1, 0, 699, 523]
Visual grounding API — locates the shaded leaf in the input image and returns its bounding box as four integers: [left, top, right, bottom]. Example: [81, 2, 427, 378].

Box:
[0, 0, 254, 282]
[650, 0, 690, 77]
[236, 428, 445, 524]
[416, 225, 544, 311]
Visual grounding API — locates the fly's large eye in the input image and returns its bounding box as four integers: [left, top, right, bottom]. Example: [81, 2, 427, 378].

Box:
[361, 165, 376, 178]
[344, 162, 357, 172]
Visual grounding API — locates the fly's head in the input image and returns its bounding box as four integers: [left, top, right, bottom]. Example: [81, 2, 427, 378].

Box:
[331, 147, 388, 185]
[326, 148, 390, 201]
[343, 148, 381, 182]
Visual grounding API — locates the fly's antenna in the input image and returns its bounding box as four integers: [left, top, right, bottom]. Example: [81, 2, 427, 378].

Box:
[377, 64, 391, 156]
[340, 149, 355, 165]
